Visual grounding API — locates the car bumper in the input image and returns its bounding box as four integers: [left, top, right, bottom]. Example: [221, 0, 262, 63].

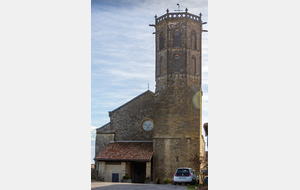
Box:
[173, 176, 193, 183]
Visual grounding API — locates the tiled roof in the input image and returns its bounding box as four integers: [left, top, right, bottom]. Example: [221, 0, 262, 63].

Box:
[95, 142, 153, 161]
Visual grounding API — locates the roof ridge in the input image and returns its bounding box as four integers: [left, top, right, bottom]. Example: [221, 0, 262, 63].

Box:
[96, 122, 110, 130]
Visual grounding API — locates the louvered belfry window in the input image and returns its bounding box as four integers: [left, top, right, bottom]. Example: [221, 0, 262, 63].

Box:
[175, 55, 180, 73]
[160, 32, 164, 50]
[174, 30, 180, 47]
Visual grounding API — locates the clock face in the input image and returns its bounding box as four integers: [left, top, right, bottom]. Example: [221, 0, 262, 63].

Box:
[142, 120, 153, 131]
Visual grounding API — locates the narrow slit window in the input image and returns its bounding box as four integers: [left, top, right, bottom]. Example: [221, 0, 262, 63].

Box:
[191, 56, 196, 74]
[191, 31, 196, 49]
[174, 30, 180, 47]
[160, 56, 164, 75]
[160, 32, 164, 50]
[175, 55, 180, 73]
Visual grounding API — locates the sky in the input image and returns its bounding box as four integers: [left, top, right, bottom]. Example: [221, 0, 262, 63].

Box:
[91, 0, 208, 164]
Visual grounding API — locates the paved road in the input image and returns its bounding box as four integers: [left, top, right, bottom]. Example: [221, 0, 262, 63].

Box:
[91, 182, 190, 190]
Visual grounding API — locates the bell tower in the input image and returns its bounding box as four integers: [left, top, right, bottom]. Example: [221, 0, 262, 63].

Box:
[152, 8, 206, 182]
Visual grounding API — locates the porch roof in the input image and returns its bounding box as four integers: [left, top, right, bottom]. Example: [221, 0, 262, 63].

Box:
[94, 142, 153, 162]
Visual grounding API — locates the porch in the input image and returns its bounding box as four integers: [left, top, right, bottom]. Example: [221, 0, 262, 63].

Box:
[94, 142, 153, 183]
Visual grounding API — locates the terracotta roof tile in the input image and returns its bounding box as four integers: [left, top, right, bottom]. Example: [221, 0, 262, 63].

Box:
[95, 142, 153, 161]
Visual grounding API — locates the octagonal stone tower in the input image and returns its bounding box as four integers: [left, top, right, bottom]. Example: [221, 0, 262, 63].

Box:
[152, 9, 204, 182]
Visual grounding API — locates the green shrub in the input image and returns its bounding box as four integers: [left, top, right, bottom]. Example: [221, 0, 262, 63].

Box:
[122, 175, 130, 179]
[145, 177, 152, 182]
[164, 178, 170, 184]
[157, 177, 161, 184]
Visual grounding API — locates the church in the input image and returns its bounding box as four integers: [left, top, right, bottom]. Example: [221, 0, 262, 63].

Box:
[94, 9, 207, 184]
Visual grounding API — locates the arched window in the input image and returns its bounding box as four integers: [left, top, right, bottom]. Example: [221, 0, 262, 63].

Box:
[174, 30, 180, 47]
[160, 32, 164, 50]
[174, 55, 180, 73]
[160, 56, 164, 75]
[191, 31, 196, 49]
[191, 56, 196, 74]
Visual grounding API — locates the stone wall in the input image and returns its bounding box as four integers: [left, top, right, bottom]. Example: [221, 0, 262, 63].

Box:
[154, 85, 200, 138]
[91, 167, 95, 179]
[146, 161, 151, 179]
[98, 161, 105, 181]
[153, 138, 200, 182]
[153, 14, 202, 183]
[109, 90, 154, 141]
[153, 85, 201, 182]
[95, 133, 114, 158]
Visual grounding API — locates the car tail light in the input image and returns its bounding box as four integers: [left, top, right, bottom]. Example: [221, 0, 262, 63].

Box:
[189, 173, 191, 176]
[175, 173, 177, 176]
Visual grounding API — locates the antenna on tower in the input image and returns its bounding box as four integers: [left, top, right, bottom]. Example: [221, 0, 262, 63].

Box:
[174, 4, 183, 12]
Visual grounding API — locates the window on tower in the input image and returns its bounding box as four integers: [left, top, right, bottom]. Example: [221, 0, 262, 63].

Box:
[174, 55, 180, 73]
[174, 30, 180, 47]
[157, 60, 160, 76]
[191, 56, 196, 74]
[191, 31, 196, 49]
[160, 56, 164, 75]
[160, 32, 164, 50]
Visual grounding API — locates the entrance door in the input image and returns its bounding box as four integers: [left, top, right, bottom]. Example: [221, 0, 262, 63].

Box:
[112, 173, 119, 182]
[133, 162, 146, 183]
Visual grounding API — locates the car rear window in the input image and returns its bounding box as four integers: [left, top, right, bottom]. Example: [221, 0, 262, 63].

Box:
[176, 169, 190, 176]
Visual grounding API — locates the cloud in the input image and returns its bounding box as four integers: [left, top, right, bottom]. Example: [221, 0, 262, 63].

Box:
[91, 126, 98, 140]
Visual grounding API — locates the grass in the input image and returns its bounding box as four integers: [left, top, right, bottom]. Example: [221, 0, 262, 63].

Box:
[91, 177, 101, 182]
[187, 184, 201, 189]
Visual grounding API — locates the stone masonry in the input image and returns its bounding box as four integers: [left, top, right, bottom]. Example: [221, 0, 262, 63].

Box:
[108, 90, 154, 141]
[95, 90, 154, 158]
[152, 10, 203, 182]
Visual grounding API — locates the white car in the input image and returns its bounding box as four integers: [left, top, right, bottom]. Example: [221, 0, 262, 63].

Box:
[173, 167, 198, 185]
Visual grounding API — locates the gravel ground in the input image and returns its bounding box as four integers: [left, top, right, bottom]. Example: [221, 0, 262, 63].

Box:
[91, 182, 189, 190]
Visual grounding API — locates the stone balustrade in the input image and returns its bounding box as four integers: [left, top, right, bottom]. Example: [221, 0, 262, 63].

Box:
[156, 12, 201, 24]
